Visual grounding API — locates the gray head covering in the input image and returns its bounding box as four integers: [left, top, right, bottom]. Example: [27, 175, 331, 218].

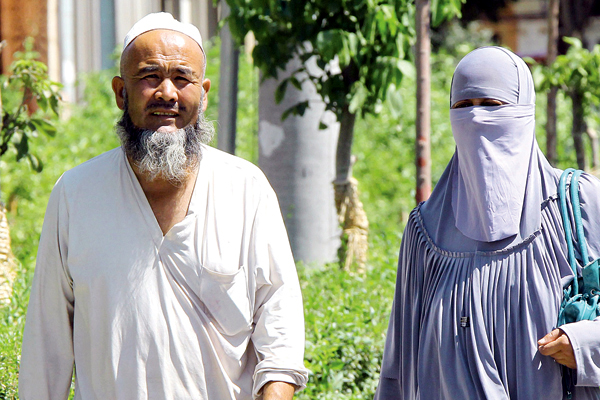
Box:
[421, 46, 555, 249]
[450, 46, 535, 106]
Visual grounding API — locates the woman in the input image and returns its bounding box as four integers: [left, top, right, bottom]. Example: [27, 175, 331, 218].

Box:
[375, 47, 600, 399]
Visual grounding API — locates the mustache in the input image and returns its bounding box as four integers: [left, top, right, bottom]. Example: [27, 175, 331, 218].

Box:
[144, 101, 187, 113]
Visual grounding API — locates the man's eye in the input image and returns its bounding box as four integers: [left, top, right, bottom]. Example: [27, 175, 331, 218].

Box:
[143, 74, 159, 80]
[175, 76, 190, 82]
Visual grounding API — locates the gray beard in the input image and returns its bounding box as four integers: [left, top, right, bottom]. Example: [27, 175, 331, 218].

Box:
[115, 100, 214, 186]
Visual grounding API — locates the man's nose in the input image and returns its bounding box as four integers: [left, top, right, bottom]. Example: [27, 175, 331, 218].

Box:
[155, 79, 178, 102]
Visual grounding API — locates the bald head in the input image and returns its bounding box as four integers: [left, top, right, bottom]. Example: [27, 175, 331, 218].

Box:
[120, 29, 205, 77]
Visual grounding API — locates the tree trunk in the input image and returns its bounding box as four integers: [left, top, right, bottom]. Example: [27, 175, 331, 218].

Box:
[335, 105, 355, 184]
[415, 0, 431, 203]
[571, 91, 587, 169]
[258, 55, 340, 266]
[587, 126, 599, 170]
[546, 0, 559, 165]
[217, 1, 239, 155]
[333, 105, 368, 273]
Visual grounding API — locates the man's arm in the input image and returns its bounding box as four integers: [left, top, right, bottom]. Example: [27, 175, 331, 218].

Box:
[249, 182, 309, 398]
[19, 179, 75, 399]
[262, 381, 296, 400]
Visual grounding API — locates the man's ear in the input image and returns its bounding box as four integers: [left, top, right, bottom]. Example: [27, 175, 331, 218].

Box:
[201, 79, 211, 112]
[112, 76, 126, 110]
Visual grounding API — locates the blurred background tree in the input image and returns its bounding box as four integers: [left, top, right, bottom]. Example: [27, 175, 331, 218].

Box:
[0, 37, 60, 305]
[224, 0, 464, 270]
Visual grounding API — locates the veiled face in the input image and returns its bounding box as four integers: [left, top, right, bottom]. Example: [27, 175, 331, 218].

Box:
[112, 29, 210, 133]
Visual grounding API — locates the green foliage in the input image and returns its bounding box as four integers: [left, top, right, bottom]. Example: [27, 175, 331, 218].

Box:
[1, 38, 62, 172]
[534, 37, 600, 168]
[225, 0, 463, 123]
[537, 37, 600, 105]
[297, 238, 398, 399]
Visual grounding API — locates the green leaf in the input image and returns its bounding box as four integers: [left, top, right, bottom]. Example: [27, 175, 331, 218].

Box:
[281, 100, 310, 120]
[15, 132, 28, 161]
[27, 152, 43, 172]
[30, 118, 57, 137]
[397, 59, 415, 79]
[349, 82, 368, 114]
[275, 79, 289, 104]
[386, 83, 403, 118]
[564, 36, 582, 49]
[289, 76, 302, 91]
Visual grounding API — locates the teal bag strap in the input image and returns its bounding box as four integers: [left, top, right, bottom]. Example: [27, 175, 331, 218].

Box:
[570, 170, 590, 264]
[559, 168, 579, 294]
[559, 168, 600, 295]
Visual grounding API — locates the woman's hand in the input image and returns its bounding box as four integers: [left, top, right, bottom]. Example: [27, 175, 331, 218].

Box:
[538, 328, 577, 369]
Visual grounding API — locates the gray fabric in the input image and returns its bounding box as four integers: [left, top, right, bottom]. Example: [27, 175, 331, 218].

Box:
[450, 47, 538, 242]
[375, 169, 600, 399]
[450, 46, 534, 107]
[375, 46, 600, 399]
[451, 104, 537, 242]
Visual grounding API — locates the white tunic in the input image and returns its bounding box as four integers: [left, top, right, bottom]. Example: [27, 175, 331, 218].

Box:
[19, 145, 308, 400]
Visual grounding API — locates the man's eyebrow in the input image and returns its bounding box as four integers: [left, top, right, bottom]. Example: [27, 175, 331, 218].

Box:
[175, 66, 195, 76]
[137, 66, 160, 75]
[136, 65, 196, 76]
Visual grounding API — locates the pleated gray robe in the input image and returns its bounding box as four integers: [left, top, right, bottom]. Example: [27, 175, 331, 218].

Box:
[375, 149, 600, 399]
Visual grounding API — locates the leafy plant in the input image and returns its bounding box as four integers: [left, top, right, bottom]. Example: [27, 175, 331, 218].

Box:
[536, 37, 600, 169]
[1, 38, 61, 172]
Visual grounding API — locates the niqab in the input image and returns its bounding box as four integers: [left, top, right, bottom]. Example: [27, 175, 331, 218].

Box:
[447, 47, 540, 243]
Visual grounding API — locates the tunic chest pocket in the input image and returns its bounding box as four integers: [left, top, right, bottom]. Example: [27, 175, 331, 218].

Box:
[199, 265, 253, 336]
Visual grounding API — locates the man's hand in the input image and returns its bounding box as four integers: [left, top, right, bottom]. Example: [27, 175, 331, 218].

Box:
[538, 328, 577, 369]
[262, 381, 296, 400]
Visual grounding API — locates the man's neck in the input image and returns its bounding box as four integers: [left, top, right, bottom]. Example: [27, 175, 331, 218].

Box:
[130, 159, 199, 235]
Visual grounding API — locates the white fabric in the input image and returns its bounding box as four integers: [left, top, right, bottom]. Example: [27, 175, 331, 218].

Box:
[124, 12, 204, 54]
[450, 46, 538, 242]
[19, 145, 308, 399]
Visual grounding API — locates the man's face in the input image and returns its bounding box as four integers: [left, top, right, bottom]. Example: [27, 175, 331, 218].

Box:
[112, 29, 210, 133]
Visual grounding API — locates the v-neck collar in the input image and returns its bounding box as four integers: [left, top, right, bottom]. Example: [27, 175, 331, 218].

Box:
[121, 147, 209, 245]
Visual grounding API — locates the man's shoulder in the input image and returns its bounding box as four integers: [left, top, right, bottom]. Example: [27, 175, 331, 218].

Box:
[202, 145, 268, 183]
[59, 147, 124, 187]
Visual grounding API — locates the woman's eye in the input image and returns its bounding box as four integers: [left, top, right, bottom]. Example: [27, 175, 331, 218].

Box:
[453, 102, 472, 109]
[482, 101, 501, 107]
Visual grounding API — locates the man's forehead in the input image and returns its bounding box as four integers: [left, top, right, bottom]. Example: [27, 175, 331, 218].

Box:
[128, 29, 201, 54]
[122, 30, 204, 73]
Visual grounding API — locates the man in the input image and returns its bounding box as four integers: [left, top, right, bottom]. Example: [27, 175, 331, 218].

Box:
[19, 13, 308, 400]
[375, 47, 600, 399]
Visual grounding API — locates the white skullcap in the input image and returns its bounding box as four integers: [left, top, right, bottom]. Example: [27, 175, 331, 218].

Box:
[123, 12, 204, 54]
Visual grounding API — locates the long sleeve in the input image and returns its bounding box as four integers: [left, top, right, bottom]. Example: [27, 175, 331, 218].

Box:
[19, 178, 74, 400]
[560, 318, 600, 386]
[249, 184, 309, 398]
